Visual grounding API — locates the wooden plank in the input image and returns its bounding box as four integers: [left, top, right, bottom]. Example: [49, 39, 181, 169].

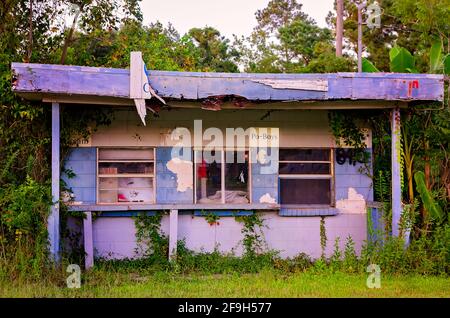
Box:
[129, 52, 149, 124]
[49, 102, 60, 262]
[194, 77, 327, 100]
[252, 79, 328, 91]
[12, 63, 129, 98]
[11, 63, 445, 102]
[193, 210, 254, 217]
[96, 211, 157, 217]
[67, 203, 280, 211]
[169, 209, 178, 260]
[129, 52, 143, 99]
[43, 95, 134, 105]
[328, 74, 444, 101]
[98, 174, 154, 177]
[167, 100, 407, 110]
[391, 107, 402, 237]
[83, 212, 94, 269]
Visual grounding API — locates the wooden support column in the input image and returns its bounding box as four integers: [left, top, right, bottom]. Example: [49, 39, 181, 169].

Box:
[83, 212, 94, 269]
[49, 102, 60, 262]
[391, 107, 402, 236]
[169, 209, 178, 260]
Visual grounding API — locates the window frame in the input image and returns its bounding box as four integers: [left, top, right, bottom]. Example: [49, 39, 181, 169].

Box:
[96, 147, 156, 205]
[193, 147, 251, 204]
[278, 148, 335, 207]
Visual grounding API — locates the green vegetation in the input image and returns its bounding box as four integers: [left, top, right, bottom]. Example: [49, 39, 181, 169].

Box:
[0, 0, 449, 289]
[2, 227, 450, 297]
[134, 212, 169, 260]
[1, 270, 449, 298]
[2, 231, 450, 297]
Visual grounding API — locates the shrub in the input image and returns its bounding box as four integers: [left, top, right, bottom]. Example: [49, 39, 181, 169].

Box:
[0, 177, 52, 279]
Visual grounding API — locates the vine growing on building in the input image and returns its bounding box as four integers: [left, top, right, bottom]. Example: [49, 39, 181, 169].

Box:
[374, 170, 392, 234]
[59, 105, 114, 262]
[235, 213, 266, 257]
[328, 110, 373, 180]
[134, 211, 169, 260]
[328, 111, 368, 156]
[320, 217, 327, 259]
[200, 211, 221, 226]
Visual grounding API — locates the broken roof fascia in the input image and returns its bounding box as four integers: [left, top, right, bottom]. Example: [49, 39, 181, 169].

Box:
[11, 62, 445, 105]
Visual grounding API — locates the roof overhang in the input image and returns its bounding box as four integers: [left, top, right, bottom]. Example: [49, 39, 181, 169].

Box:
[11, 60, 445, 110]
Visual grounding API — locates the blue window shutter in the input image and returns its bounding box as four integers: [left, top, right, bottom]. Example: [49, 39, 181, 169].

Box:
[62, 147, 96, 204]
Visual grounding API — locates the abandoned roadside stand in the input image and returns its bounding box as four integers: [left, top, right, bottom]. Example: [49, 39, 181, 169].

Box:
[11, 52, 444, 268]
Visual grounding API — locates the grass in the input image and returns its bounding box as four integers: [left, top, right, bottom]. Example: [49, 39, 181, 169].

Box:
[1, 269, 449, 298]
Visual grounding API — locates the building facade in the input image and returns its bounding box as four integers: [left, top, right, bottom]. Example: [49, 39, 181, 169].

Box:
[11, 53, 444, 267]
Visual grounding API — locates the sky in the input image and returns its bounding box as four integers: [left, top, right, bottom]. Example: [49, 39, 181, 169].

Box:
[140, 0, 335, 39]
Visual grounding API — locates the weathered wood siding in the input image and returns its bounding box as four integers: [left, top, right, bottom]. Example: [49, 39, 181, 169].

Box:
[12, 63, 445, 102]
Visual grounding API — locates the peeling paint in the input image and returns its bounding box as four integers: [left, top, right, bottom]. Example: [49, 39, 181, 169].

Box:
[166, 158, 193, 192]
[259, 193, 276, 204]
[10, 63, 444, 102]
[336, 188, 366, 214]
[252, 79, 328, 91]
[256, 149, 268, 164]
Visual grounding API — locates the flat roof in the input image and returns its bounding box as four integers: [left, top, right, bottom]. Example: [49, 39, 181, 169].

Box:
[11, 62, 445, 108]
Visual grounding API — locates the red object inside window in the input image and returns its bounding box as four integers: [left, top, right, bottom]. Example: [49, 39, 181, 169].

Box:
[197, 159, 207, 178]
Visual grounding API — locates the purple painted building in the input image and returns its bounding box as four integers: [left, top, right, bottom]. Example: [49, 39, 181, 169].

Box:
[11, 52, 445, 268]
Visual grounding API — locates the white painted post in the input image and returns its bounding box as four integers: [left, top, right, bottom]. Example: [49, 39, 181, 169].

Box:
[49, 102, 60, 262]
[130, 51, 147, 125]
[169, 209, 178, 260]
[391, 107, 402, 236]
[129, 51, 144, 100]
[83, 212, 94, 269]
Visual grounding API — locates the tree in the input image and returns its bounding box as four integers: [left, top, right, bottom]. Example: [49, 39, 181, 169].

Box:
[238, 0, 346, 73]
[253, 0, 309, 35]
[303, 42, 354, 73]
[0, 0, 145, 276]
[187, 27, 239, 72]
[278, 19, 333, 65]
[60, 0, 143, 64]
[326, 0, 450, 72]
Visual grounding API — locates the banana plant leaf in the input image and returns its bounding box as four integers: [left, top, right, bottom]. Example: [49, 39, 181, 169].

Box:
[429, 40, 443, 73]
[390, 47, 415, 73]
[362, 58, 380, 72]
[444, 54, 450, 75]
[414, 171, 444, 224]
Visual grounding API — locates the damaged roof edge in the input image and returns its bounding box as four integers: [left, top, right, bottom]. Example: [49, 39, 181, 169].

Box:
[11, 62, 445, 103]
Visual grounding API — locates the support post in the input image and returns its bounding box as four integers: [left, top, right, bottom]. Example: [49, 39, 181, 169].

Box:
[391, 107, 402, 236]
[83, 212, 94, 269]
[169, 209, 178, 260]
[336, 0, 344, 57]
[357, 2, 365, 72]
[49, 102, 60, 262]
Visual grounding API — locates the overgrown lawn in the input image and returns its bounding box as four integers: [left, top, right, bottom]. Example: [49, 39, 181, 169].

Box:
[1, 270, 449, 298]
